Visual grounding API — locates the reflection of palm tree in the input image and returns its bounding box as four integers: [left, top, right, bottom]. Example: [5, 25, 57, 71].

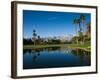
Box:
[32, 55, 37, 62]
[31, 49, 40, 63]
[80, 14, 85, 44]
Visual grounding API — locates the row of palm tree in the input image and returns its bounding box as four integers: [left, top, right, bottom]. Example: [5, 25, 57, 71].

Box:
[73, 14, 85, 44]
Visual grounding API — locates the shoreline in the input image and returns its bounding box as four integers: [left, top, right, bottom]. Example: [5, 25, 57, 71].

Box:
[23, 44, 91, 52]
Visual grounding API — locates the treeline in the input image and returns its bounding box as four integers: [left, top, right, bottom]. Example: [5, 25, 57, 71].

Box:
[23, 38, 72, 45]
[23, 38, 33, 45]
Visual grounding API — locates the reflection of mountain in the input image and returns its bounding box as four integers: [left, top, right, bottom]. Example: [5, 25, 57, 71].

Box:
[60, 47, 71, 53]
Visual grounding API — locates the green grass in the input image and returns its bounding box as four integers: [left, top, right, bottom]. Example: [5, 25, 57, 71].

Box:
[24, 44, 68, 49]
[66, 42, 91, 52]
[68, 45, 91, 52]
[23, 43, 91, 52]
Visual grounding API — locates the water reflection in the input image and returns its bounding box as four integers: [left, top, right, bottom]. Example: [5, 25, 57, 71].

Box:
[23, 47, 91, 69]
[71, 49, 91, 65]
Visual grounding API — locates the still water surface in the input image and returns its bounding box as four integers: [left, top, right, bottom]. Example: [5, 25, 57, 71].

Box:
[23, 47, 90, 69]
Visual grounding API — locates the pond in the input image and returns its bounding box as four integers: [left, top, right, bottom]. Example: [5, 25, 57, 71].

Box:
[23, 47, 91, 69]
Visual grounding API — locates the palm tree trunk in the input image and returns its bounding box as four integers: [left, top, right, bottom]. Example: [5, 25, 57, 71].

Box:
[82, 21, 85, 44]
[34, 39, 35, 46]
[75, 25, 78, 44]
[79, 23, 82, 44]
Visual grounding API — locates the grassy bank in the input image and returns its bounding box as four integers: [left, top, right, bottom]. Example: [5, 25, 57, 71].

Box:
[23, 43, 91, 52]
[24, 44, 67, 49]
[67, 43, 91, 52]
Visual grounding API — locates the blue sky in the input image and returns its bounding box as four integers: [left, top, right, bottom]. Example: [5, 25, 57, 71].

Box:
[23, 10, 90, 38]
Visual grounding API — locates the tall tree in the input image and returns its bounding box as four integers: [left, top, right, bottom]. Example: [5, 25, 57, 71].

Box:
[73, 18, 79, 44]
[37, 35, 41, 44]
[32, 29, 37, 46]
[86, 22, 91, 39]
[80, 14, 85, 44]
[77, 18, 83, 44]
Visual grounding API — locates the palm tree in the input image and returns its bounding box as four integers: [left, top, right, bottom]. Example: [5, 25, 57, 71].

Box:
[86, 22, 91, 39]
[77, 18, 83, 44]
[73, 18, 78, 44]
[38, 35, 41, 40]
[80, 14, 85, 44]
[32, 29, 37, 46]
[77, 19, 81, 31]
[37, 35, 41, 44]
